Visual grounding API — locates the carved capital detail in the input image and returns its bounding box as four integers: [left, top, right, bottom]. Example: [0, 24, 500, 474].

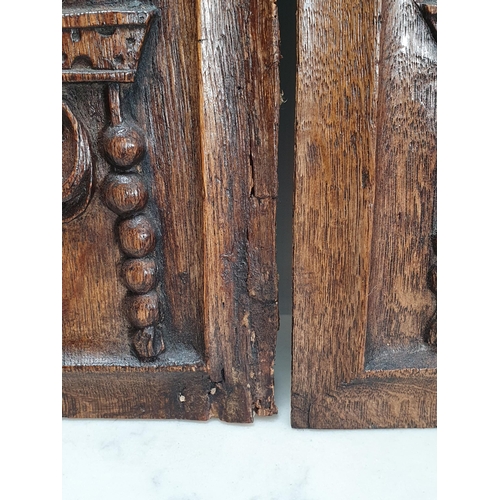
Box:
[62, 4, 156, 83]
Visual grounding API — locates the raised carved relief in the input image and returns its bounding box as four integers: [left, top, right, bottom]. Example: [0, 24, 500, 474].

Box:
[62, 101, 94, 223]
[62, 5, 156, 82]
[63, 0, 280, 421]
[102, 83, 164, 360]
[62, 3, 164, 360]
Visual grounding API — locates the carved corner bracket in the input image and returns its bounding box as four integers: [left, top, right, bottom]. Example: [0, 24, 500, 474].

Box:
[62, 3, 165, 361]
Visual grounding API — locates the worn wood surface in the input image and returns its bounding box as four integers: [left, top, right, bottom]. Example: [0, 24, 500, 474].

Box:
[292, 0, 437, 428]
[419, 2, 437, 40]
[62, 0, 279, 421]
[198, 0, 280, 420]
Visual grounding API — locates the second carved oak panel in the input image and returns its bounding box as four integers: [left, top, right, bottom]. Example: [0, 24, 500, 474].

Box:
[292, 0, 437, 428]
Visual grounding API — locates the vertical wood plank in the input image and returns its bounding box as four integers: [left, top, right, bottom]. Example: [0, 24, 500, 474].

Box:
[199, 0, 279, 420]
[292, 0, 379, 397]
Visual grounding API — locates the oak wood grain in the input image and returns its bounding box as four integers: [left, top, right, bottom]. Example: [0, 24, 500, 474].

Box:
[198, 0, 280, 420]
[292, 0, 437, 428]
[365, 0, 436, 367]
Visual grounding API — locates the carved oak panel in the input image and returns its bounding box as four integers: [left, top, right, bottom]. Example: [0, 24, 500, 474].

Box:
[292, 0, 437, 428]
[62, 0, 279, 422]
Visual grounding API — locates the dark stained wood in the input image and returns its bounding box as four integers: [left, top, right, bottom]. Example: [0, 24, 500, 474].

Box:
[101, 173, 149, 215]
[198, 0, 280, 420]
[63, 0, 279, 421]
[120, 257, 156, 293]
[292, 0, 437, 428]
[138, 0, 205, 353]
[117, 215, 156, 258]
[63, 371, 214, 419]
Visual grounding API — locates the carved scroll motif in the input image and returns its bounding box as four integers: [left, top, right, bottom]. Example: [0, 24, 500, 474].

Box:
[62, 4, 165, 360]
[62, 101, 94, 223]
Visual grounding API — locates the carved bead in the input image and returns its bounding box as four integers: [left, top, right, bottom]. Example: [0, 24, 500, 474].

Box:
[102, 122, 145, 169]
[118, 215, 156, 257]
[102, 173, 148, 215]
[121, 258, 156, 293]
[132, 326, 165, 360]
[126, 291, 159, 328]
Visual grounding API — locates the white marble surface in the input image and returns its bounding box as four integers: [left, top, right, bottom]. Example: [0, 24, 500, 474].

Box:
[63, 316, 436, 500]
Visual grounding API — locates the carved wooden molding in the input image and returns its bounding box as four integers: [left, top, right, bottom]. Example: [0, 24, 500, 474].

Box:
[101, 83, 165, 360]
[62, 4, 156, 82]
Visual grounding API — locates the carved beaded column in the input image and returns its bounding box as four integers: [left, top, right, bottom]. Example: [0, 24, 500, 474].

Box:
[101, 83, 164, 360]
[62, 3, 165, 361]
